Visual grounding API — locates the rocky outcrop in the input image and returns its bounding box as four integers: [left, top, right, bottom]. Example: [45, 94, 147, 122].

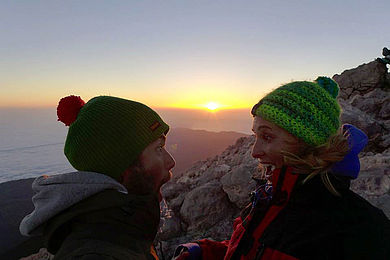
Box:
[334, 61, 389, 215]
[350, 151, 390, 215]
[156, 60, 390, 259]
[333, 61, 389, 100]
[335, 60, 390, 153]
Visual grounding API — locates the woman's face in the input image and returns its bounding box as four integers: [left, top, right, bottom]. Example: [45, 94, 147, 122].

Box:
[251, 116, 300, 169]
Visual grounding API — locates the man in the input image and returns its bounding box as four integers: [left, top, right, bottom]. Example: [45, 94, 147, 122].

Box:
[377, 47, 390, 64]
[19, 95, 175, 259]
[383, 47, 390, 63]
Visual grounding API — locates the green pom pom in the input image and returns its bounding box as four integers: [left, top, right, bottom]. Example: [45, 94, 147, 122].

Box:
[315, 76, 339, 98]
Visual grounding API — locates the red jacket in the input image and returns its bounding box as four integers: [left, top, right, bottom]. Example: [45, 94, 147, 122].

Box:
[188, 166, 389, 260]
[197, 167, 299, 260]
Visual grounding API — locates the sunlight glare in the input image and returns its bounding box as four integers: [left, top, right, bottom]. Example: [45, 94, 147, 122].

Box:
[205, 102, 220, 111]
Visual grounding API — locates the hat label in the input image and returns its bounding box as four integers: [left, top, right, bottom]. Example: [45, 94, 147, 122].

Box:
[150, 121, 161, 131]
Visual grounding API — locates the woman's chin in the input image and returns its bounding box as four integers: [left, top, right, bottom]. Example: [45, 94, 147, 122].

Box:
[260, 163, 276, 171]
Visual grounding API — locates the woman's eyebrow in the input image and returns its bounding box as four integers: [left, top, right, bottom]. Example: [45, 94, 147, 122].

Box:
[253, 125, 272, 132]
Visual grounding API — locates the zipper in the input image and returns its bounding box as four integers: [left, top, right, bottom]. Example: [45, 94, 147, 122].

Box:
[231, 167, 288, 260]
[255, 242, 265, 260]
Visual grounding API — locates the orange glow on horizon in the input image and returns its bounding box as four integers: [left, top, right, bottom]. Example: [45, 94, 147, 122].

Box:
[164, 99, 253, 110]
[1, 92, 258, 110]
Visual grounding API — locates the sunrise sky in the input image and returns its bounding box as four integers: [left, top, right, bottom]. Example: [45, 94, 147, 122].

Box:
[1, 0, 388, 109]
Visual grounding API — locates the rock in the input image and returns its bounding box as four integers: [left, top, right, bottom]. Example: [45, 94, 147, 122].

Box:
[165, 192, 186, 213]
[381, 133, 390, 148]
[179, 181, 236, 232]
[360, 153, 390, 171]
[351, 151, 390, 217]
[339, 99, 387, 153]
[158, 213, 183, 240]
[336, 60, 390, 153]
[221, 164, 257, 208]
[197, 163, 231, 186]
[161, 182, 189, 201]
[333, 60, 388, 100]
[349, 89, 390, 118]
[351, 168, 389, 196]
[379, 103, 390, 120]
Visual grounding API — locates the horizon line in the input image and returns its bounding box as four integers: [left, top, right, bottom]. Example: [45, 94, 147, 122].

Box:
[0, 105, 253, 111]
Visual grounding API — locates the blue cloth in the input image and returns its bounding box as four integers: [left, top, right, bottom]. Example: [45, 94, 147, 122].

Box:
[251, 182, 273, 208]
[174, 243, 202, 260]
[330, 124, 368, 179]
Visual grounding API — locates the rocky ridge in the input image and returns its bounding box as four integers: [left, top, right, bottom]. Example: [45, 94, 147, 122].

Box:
[156, 60, 390, 259]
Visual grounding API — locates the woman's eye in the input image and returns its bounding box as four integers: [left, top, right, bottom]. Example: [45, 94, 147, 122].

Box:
[262, 134, 272, 141]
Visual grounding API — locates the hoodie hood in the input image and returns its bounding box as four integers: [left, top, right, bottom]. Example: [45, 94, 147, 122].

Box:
[45, 189, 161, 255]
[330, 124, 368, 179]
[19, 171, 127, 236]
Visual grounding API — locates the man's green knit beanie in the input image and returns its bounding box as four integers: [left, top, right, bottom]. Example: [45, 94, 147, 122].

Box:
[251, 77, 341, 146]
[57, 95, 169, 180]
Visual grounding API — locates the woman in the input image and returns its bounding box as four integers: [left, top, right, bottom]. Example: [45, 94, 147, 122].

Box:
[174, 77, 389, 260]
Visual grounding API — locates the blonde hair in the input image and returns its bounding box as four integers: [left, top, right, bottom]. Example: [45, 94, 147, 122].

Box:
[282, 128, 350, 196]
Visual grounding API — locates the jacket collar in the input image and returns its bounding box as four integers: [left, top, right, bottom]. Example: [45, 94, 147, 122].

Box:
[289, 172, 351, 206]
[269, 166, 351, 206]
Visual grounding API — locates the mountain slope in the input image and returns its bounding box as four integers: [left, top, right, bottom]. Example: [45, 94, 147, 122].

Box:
[166, 128, 248, 175]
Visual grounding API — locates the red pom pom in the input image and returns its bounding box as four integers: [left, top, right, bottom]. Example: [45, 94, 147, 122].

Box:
[57, 95, 85, 126]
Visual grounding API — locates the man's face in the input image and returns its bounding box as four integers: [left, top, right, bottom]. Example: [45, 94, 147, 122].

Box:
[122, 135, 175, 201]
[251, 116, 300, 169]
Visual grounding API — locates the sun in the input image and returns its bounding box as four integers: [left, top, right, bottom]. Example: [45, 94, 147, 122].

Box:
[205, 102, 220, 111]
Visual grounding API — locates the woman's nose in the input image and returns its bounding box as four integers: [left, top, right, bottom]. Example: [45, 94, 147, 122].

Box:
[251, 139, 264, 158]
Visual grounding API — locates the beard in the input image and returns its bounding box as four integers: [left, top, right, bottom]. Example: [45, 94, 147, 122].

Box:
[120, 160, 172, 202]
[121, 164, 156, 196]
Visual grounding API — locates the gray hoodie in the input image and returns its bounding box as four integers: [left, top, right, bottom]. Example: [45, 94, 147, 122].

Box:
[19, 171, 127, 237]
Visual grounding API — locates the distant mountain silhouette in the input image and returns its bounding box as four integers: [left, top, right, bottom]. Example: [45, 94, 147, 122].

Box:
[166, 128, 248, 175]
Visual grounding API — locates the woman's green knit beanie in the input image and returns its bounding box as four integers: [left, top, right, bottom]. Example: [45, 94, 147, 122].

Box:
[57, 95, 169, 181]
[251, 77, 341, 146]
